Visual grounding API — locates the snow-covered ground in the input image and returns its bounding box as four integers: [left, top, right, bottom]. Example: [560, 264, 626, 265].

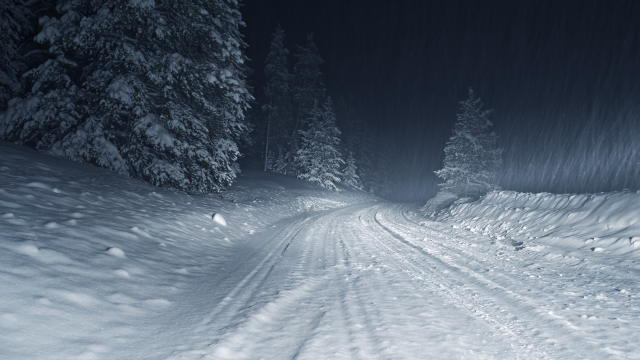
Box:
[437, 190, 640, 257]
[1, 140, 639, 359]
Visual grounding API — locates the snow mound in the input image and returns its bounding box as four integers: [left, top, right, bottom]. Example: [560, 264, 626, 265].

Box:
[436, 190, 640, 256]
[106, 247, 126, 258]
[212, 213, 227, 227]
[420, 191, 458, 217]
[0, 140, 376, 359]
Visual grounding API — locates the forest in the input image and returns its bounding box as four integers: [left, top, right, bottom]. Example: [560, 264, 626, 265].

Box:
[2, 0, 639, 202]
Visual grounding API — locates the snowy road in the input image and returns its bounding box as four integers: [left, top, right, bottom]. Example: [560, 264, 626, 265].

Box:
[2, 143, 639, 360]
[152, 203, 639, 360]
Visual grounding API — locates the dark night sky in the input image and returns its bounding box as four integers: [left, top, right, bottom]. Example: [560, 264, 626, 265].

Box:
[240, 0, 640, 201]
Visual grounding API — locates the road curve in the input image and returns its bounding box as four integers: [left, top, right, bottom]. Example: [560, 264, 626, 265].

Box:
[162, 203, 639, 360]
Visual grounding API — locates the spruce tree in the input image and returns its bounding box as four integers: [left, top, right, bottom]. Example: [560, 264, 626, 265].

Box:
[0, 0, 252, 194]
[342, 151, 363, 189]
[290, 33, 325, 171]
[0, 0, 33, 111]
[435, 88, 502, 197]
[262, 25, 292, 172]
[272, 147, 287, 173]
[295, 97, 343, 191]
[293, 33, 325, 124]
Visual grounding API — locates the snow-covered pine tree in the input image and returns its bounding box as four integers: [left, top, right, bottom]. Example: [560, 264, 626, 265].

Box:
[262, 25, 293, 172]
[0, 0, 33, 111]
[265, 150, 275, 170]
[272, 147, 287, 173]
[434, 88, 502, 197]
[291, 33, 325, 154]
[295, 97, 343, 191]
[287, 33, 326, 175]
[0, 0, 252, 194]
[342, 151, 363, 189]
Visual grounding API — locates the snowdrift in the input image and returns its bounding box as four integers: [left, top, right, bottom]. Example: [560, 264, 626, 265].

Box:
[0, 140, 375, 359]
[419, 191, 458, 217]
[435, 190, 640, 256]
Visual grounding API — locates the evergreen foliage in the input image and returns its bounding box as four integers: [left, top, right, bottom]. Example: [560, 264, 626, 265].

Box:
[0, 0, 32, 111]
[295, 98, 343, 191]
[435, 88, 502, 197]
[292, 33, 325, 133]
[0, 0, 252, 194]
[262, 25, 293, 172]
[272, 147, 288, 173]
[265, 150, 275, 170]
[342, 151, 362, 189]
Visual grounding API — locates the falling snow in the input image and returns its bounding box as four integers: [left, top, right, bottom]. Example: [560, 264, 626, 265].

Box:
[2, 140, 640, 359]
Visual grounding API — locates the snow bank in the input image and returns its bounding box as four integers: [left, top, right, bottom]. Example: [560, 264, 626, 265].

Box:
[419, 191, 458, 217]
[435, 190, 640, 256]
[0, 140, 375, 359]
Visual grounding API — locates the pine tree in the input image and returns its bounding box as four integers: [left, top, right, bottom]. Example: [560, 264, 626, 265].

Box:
[295, 97, 343, 191]
[265, 150, 275, 170]
[342, 151, 363, 189]
[0, 0, 252, 194]
[291, 33, 325, 160]
[0, 0, 33, 111]
[435, 88, 502, 197]
[262, 25, 292, 172]
[273, 148, 287, 173]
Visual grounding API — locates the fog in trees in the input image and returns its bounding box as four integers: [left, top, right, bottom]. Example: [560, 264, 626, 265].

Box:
[242, 0, 640, 202]
[2, 0, 639, 201]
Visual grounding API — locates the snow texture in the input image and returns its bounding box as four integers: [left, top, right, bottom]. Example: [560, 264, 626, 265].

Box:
[436, 190, 640, 257]
[420, 190, 458, 217]
[0, 0, 252, 194]
[212, 213, 227, 227]
[2, 139, 640, 359]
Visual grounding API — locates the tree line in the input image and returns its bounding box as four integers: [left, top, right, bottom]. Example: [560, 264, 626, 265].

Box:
[1, 1, 502, 199]
[252, 25, 502, 197]
[251, 26, 371, 192]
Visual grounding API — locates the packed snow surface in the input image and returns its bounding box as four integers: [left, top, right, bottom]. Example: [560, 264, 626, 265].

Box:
[438, 190, 640, 256]
[1, 140, 640, 359]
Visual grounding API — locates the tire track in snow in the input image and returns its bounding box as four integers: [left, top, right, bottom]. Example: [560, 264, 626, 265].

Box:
[291, 204, 385, 359]
[214, 203, 383, 360]
[172, 204, 373, 360]
[331, 213, 410, 359]
[164, 200, 630, 359]
[369, 204, 608, 359]
[328, 208, 385, 359]
[193, 216, 310, 333]
[349, 206, 523, 359]
[362, 205, 542, 359]
[391, 204, 640, 358]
